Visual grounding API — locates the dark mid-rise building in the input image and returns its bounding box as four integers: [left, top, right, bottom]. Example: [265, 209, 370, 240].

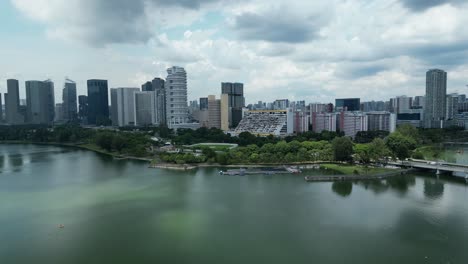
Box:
[335, 98, 360, 112]
[200, 97, 209, 111]
[221, 82, 245, 128]
[78, 95, 89, 124]
[87, 79, 109, 126]
[142, 81, 153, 91]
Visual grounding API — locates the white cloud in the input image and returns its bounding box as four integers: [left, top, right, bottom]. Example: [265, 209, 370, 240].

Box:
[6, 0, 468, 104]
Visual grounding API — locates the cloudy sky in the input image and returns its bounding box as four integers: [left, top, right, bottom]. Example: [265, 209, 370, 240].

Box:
[1, 0, 468, 104]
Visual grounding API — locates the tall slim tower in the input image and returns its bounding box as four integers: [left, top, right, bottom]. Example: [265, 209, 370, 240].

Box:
[5, 79, 23, 124]
[78, 95, 88, 124]
[166, 66, 188, 128]
[87, 79, 109, 126]
[62, 79, 77, 122]
[152, 78, 166, 125]
[0, 93, 2, 123]
[424, 69, 447, 128]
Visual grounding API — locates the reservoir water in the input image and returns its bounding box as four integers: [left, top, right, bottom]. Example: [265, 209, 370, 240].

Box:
[1, 144, 468, 263]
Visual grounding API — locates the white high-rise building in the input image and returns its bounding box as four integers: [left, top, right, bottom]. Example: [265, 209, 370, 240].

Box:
[110, 88, 139, 127]
[166, 66, 188, 128]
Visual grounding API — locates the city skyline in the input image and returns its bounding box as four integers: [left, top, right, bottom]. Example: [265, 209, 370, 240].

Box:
[1, 1, 468, 103]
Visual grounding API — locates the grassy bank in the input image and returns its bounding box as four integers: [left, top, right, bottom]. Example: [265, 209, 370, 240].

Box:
[320, 163, 391, 175]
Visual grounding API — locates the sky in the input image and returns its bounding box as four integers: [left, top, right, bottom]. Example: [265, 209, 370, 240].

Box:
[1, 0, 468, 104]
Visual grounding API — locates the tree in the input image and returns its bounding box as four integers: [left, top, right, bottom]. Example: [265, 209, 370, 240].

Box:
[385, 132, 417, 160]
[368, 138, 391, 162]
[397, 124, 419, 143]
[112, 135, 127, 152]
[95, 132, 114, 151]
[354, 144, 371, 164]
[332, 137, 354, 162]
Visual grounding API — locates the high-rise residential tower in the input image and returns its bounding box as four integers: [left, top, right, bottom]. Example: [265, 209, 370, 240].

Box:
[62, 79, 77, 122]
[424, 69, 447, 128]
[25, 80, 55, 125]
[87, 79, 109, 126]
[166, 67, 188, 128]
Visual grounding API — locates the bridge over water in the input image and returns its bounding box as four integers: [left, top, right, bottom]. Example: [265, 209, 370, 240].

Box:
[389, 160, 468, 181]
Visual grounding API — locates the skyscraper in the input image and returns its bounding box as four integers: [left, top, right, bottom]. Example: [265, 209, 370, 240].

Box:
[110, 88, 139, 127]
[424, 69, 447, 128]
[0, 93, 2, 123]
[166, 66, 188, 128]
[5, 79, 23, 124]
[221, 82, 245, 128]
[78, 95, 88, 124]
[87, 79, 109, 126]
[135, 91, 157, 126]
[62, 79, 77, 122]
[25, 80, 55, 125]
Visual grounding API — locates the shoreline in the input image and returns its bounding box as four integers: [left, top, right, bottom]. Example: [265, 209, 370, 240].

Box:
[0, 141, 408, 180]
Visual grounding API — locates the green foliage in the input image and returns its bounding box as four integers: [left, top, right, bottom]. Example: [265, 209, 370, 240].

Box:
[160, 153, 206, 164]
[411, 150, 424, 159]
[385, 132, 417, 159]
[95, 132, 114, 151]
[332, 137, 354, 162]
[354, 130, 389, 144]
[397, 124, 419, 143]
[354, 144, 371, 164]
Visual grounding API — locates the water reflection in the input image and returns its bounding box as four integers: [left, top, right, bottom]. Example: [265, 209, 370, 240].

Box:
[332, 181, 352, 197]
[0, 155, 5, 171]
[423, 179, 444, 200]
[355, 175, 417, 196]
